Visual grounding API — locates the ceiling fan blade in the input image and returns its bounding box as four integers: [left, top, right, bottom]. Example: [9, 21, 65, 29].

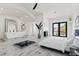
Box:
[33, 3, 38, 10]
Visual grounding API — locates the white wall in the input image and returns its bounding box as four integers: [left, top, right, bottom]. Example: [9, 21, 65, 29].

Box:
[0, 11, 75, 39]
[0, 15, 36, 39]
[27, 13, 44, 38]
[72, 10, 79, 47]
[43, 12, 73, 39]
[0, 16, 5, 39]
[5, 16, 29, 38]
[49, 16, 73, 38]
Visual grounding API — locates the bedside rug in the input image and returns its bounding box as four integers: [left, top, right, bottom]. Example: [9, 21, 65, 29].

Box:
[14, 40, 35, 48]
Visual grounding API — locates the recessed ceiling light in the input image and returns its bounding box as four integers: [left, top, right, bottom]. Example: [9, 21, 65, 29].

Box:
[0, 8, 4, 10]
[21, 17, 24, 19]
[54, 11, 56, 13]
[16, 10, 19, 13]
[25, 16, 28, 18]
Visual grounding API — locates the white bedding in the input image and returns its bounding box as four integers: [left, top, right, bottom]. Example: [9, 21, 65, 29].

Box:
[39, 37, 68, 53]
[5, 31, 27, 39]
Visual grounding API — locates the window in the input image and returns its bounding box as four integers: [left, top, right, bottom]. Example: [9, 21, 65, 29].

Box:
[53, 23, 59, 36]
[52, 22, 67, 37]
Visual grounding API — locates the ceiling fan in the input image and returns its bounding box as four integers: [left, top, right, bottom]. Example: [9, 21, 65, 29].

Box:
[33, 3, 38, 10]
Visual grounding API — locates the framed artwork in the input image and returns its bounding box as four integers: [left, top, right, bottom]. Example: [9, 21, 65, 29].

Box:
[5, 19, 18, 32]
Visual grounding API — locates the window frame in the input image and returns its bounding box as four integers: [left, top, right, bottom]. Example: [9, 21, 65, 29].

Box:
[52, 22, 67, 37]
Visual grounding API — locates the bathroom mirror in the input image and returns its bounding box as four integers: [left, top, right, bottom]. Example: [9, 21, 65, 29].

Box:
[5, 19, 18, 32]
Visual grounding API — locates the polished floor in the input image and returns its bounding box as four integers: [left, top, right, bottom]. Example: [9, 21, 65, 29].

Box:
[0, 37, 69, 56]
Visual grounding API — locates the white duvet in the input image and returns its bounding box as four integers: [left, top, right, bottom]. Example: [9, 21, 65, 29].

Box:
[39, 37, 68, 53]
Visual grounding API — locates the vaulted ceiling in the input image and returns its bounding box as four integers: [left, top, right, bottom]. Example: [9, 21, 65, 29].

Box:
[17, 3, 79, 17]
[0, 3, 36, 22]
[0, 3, 79, 22]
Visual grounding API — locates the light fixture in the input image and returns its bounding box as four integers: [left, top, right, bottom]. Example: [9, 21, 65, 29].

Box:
[16, 10, 19, 13]
[54, 11, 56, 13]
[0, 8, 4, 10]
[25, 16, 28, 18]
[21, 17, 24, 19]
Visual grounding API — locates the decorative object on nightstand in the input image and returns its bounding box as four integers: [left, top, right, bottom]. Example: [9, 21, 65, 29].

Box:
[44, 31, 48, 37]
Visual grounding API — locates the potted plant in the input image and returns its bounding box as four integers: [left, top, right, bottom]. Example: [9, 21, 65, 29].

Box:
[35, 21, 43, 39]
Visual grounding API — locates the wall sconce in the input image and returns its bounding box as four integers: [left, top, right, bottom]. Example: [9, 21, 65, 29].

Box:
[68, 16, 72, 21]
[21, 24, 26, 31]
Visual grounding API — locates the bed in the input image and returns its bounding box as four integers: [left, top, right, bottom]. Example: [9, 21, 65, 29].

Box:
[39, 37, 73, 53]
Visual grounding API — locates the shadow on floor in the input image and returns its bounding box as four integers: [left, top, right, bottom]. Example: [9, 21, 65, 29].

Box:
[40, 46, 70, 56]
